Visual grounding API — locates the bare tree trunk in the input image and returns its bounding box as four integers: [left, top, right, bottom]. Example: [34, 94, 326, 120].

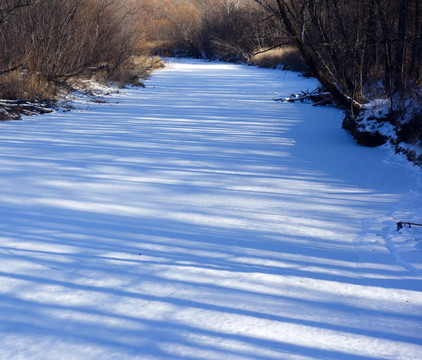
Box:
[411, 0, 422, 80]
[394, 0, 408, 92]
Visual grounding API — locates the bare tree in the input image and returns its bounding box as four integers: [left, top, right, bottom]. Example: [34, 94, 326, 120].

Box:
[0, 0, 39, 73]
[0, 0, 37, 25]
[0, 0, 149, 100]
[253, 0, 421, 111]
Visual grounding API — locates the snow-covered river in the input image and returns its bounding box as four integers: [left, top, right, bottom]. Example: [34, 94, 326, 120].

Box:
[0, 58, 421, 359]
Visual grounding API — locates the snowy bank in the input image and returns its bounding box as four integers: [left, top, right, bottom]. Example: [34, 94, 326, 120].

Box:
[342, 97, 422, 166]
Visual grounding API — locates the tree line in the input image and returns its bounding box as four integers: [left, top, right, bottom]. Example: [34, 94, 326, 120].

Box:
[253, 0, 421, 113]
[143, 0, 421, 114]
[1, 0, 421, 143]
[0, 0, 288, 104]
[0, 0, 161, 103]
[140, 0, 286, 62]
[143, 0, 421, 155]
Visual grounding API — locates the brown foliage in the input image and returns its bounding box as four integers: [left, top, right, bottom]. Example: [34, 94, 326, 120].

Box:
[142, 0, 287, 60]
[0, 71, 55, 100]
[251, 47, 308, 72]
[0, 0, 152, 100]
[104, 56, 164, 88]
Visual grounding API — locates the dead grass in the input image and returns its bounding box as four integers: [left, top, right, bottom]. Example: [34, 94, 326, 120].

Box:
[0, 71, 58, 100]
[251, 47, 308, 73]
[0, 56, 165, 120]
[96, 56, 165, 88]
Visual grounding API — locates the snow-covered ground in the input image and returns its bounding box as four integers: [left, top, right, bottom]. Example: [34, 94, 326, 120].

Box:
[0, 58, 421, 360]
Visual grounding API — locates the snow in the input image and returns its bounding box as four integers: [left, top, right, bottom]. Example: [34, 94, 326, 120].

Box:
[0, 58, 421, 359]
[359, 98, 422, 162]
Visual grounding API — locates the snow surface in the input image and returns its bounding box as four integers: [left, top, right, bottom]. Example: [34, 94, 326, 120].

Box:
[0, 58, 421, 360]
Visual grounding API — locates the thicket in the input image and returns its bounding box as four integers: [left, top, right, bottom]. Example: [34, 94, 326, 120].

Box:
[0, 0, 162, 118]
[143, 0, 421, 109]
[143, 0, 421, 156]
[140, 0, 291, 63]
[253, 1, 421, 110]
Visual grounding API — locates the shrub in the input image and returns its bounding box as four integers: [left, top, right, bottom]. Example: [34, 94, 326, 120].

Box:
[0, 0, 150, 97]
[98, 56, 164, 88]
[251, 47, 308, 72]
[0, 71, 57, 100]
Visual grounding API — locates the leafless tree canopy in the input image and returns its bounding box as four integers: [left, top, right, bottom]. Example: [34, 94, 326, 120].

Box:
[253, 0, 422, 111]
[138, 0, 287, 61]
[0, 0, 151, 99]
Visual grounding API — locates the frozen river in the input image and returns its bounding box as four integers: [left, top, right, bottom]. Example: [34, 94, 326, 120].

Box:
[0, 58, 421, 359]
